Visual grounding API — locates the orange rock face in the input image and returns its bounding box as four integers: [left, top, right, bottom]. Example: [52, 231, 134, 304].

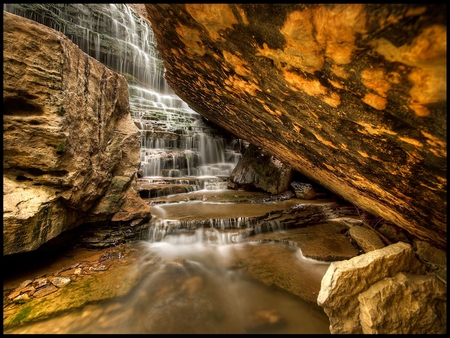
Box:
[143, 4, 446, 249]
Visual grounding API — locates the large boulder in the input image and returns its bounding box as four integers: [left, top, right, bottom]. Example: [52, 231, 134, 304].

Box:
[3, 11, 150, 256]
[143, 4, 446, 250]
[358, 272, 447, 334]
[316, 242, 447, 334]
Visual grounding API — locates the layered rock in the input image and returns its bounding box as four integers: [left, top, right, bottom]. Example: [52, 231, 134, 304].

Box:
[3, 11, 150, 256]
[317, 242, 447, 333]
[143, 4, 447, 250]
[317, 242, 446, 334]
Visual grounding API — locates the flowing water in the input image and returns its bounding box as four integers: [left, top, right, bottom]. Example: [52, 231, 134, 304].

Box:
[4, 4, 332, 334]
[4, 231, 331, 334]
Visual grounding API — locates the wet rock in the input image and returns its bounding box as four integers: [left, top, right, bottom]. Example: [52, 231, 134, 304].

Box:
[33, 285, 59, 298]
[12, 293, 31, 303]
[15, 280, 33, 290]
[228, 144, 293, 194]
[8, 290, 23, 300]
[166, 258, 188, 266]
[246, 308, 281, 331]
[33, 278, 49, 290]
[325, 217, 363, 228]
[80, 222, 147, 248]
[50, 277, 72, 288]
[3, 245, 147, 329]
[180, 276, 203, 295]
[100, 250, 124, 262]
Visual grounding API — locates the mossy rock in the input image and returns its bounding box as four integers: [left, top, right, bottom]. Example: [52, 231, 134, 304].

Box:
[3, 252, 150, 329]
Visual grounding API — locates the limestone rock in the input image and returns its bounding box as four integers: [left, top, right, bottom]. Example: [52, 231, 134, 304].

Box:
[413, 239, 447, 282]
[317, 242, 427, 333]
[348, 225, 385, 253]
[378, 222, 411, 244]
[413, 240, 447, 267]
[228, 144, 293, 194]
[358, 272, 447, 334]
[144, 4, 447, 250]
[3, 11, 150, 255]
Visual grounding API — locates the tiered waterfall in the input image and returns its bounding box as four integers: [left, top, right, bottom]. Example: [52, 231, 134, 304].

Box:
[3, 3, 243, 187]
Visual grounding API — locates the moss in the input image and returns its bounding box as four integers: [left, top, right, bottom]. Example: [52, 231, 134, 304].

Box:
[56, 142, 65, 155]
[6, 306, 32, 326]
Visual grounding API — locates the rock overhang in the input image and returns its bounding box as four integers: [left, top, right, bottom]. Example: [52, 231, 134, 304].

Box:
[143, 4, 447, 250]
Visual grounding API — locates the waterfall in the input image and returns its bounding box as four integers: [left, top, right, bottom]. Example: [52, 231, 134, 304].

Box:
[3, 3, 242, 182]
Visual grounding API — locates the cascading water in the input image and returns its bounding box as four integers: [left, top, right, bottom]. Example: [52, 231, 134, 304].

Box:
[3, 3, 243, 189]
[4, 4, 331, 334]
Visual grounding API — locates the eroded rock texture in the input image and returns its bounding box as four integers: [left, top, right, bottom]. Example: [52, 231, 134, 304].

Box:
[143, 4, 447, 250]
[317, 242, 446, 334]
[3, 12, 150, 256]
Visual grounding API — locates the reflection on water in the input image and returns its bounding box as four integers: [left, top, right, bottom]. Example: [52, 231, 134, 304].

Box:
[5, 239, 330, 334]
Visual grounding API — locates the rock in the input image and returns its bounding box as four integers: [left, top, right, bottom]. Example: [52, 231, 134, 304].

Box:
[246, 308, 281, 331]
[413, 239, 447, 282]
[317, 242, 429, 333]
[348, 225, 385, 253]
[377, 222, 411, 244]
[12, 293, 31, 303]
[358, 272, 447, 334]
[413, 240, 447, 267]
[144, 4, 447, 250]
[3, 11, 150, 255]
[50, 277, 71, 288]
[33, 285, 59, 298]
[290, 182, 316, 199]
[228, 144, 293, 194]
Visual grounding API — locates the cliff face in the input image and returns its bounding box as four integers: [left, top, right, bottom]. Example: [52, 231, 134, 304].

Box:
[143, 4, 447, 250]
[3, 11, 150, 255]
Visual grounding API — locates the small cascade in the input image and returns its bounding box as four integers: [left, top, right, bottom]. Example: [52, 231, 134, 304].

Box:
[145, 208, 285, 245]
[4, 3, 243, 191]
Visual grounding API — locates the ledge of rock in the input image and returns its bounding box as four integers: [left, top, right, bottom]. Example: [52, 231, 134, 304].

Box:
[143, 4, 446, 250]
[3, 12, 150, 256]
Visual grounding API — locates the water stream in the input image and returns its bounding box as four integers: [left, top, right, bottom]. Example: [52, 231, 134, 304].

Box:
[4, 229, 331, 334]
[4, 4, 331, 334]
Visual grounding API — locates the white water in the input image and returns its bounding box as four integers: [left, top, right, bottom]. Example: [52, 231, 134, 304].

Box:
[4, 239, 330, 334]
[3, 3, 243, 180]
[3, 5, 331, 334]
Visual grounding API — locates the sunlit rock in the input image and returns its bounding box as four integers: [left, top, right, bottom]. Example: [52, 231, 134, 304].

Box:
[358, 272, 447, 334]
[317, 242, 429, 333]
